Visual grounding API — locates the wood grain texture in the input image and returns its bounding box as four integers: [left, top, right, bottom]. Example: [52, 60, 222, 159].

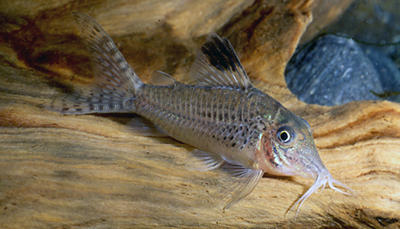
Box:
[0, 0, 399, 228]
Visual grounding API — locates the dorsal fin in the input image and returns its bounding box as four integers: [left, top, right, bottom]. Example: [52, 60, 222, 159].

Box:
[189, 34, 252, 90]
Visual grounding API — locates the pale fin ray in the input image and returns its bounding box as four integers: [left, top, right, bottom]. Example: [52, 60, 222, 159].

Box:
[186, 149, 224, 172]
[149, 71, 176, 86]
[221, 163, 263, 209]
[188, 34, 252, 90]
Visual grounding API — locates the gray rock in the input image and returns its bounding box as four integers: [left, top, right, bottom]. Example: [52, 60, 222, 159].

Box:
[285, 35, 386, 106]
[361, 45, 400, 102]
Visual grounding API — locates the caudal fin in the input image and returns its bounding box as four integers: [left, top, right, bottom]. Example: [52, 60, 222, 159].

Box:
[51, 12, 143, 114]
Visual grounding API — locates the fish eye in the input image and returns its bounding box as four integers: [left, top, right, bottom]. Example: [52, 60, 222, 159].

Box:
[277, 126, 294, 144]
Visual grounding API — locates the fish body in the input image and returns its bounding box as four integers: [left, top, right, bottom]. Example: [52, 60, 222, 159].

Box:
[56, 12, 352, 214]
[139, 84, 274, 170]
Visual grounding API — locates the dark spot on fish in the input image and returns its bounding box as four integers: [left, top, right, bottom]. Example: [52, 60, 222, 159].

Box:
[231, 114, 236, 120]
[229, 136, 234, 140]
[223, 136, 227, 140]
[75, 108, 82, 112]
[219, 114, 223, 120]
[269, 158, 278, 167]
[231, 143, 236, 147]
[93, 25, 101, 33]
[243, 139, 247, 144]
[115, 57, 124, 65]
[207, 112, 211, 118]
[121, 65, 129, 73]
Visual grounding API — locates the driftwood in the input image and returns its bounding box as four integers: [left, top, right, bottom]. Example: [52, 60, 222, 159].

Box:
[0, 0, 399, 228]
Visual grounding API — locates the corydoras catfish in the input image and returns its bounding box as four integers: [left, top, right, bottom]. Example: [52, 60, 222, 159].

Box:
[54, 12, 352, 215]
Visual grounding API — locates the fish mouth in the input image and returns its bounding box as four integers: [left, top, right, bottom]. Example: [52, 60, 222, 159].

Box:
[287, 169, 353, 217]
[292, 146, 327, 179]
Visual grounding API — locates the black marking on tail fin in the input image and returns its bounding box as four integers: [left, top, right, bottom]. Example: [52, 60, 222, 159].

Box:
[189, 34, 252, 90]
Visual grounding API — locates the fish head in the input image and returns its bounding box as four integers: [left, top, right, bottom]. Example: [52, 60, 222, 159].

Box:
[256, 107, 353, 215]
[258, 107, 326, 179]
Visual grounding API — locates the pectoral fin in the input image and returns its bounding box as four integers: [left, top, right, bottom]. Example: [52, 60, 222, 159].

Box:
[221, 163, 263, 209]
[186, 149, 225, 171]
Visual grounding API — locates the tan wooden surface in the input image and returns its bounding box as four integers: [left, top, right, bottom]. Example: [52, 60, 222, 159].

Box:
[0, 0, 399, 228]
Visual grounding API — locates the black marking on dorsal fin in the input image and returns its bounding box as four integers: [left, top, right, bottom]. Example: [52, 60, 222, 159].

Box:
[201, 35, 240, 72]
[189, 34, 252, 90]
